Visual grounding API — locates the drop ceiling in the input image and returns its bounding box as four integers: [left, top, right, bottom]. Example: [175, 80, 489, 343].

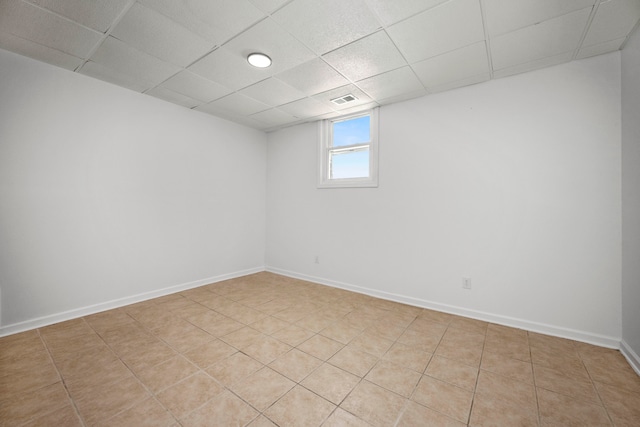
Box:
[1, 0, 639, 132]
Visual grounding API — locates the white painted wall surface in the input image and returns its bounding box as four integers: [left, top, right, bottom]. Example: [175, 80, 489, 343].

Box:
[266, 53, 622, 345]
[0, 49, 266, 333]
[622, 27, 640, 370]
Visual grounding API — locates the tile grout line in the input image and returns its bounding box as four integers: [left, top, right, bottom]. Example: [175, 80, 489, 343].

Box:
[35, 327, 87, 427]
[525, 331, 542, 427]
[575, 345, 617, 426]
[465, 323, 489, 426]
[81, 313, 177, 426]
[122, 292, 269, 425]
[4, 273, 638, 426]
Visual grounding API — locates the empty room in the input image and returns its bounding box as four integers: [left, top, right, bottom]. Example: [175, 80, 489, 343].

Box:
[1, 0, 640, 425]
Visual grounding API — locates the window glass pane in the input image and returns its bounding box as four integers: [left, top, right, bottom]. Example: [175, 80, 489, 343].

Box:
[332, 115, 370, 147]
[330, 148, 370, 179]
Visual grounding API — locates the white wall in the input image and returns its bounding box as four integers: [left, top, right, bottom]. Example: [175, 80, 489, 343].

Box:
[622, 27, 640, 371]
[0, 49, 267, 334]
[266, 53, 622, 346]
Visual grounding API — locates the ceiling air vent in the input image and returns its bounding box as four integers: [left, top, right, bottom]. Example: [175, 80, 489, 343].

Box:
[330, 94, 358, 105]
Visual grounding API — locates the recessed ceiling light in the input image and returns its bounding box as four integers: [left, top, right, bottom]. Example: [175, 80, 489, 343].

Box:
[247, 53, 272, 68]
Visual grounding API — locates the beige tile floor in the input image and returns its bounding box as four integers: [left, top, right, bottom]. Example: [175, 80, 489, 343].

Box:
[1, 272, 640, 426]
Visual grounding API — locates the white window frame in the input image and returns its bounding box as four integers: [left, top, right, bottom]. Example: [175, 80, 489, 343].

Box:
[318, 108, 379, 189]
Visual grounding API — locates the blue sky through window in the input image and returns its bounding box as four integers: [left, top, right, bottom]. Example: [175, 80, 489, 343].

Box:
[330, 114, 370, 179]
[331, 149, 369, 179]
[333, 115, 370, 147]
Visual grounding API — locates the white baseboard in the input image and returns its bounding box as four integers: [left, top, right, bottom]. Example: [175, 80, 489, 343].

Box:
[621, 340, 640, 376]
[0, 266, 265, 337]
[266, 266, 621, 349]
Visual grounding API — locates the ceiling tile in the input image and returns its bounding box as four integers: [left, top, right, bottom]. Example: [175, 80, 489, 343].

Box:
[364, 0, 448, 26]
[1, 0, 635, 133]
[275, 58, 349, 95]
[327, 101, 379, 117]
[312, 84, 374, 110]
[0, 30, 83, 70]
[145, 86, 202, 109]
[239, 78, 305, 106]
[492, 51, 573, 78]
[223, 17, 315, 74]
[412, 41, 489, 89]
[110, 3, 214, 67]
[194, 102, 265, 127]
[482, 0, 595, 37]
[576, 37, 625, 59]
[28, 0, 132, 33]
[160, 70, 232, 103]
[236, 117, 270, 129]
[193, 102, 238, 118]
[582, 0, 640, 47]
[89, 36, 181, 86]
[375, 89, 427, 106]
[188, 46, 270, 90]
[250, 108, 298, 127]
[79, 61, 153, 92]
[0, 0, 102, 58]
[205, 92, 271, 116]
[271, 0, 381, 55]
[138, 0, 265, 45]
[387, 0, 485, 63]
[428, 72, 490, 93]
[322, 30, 407, 82]
[248, 0, 292, 13]
[278, 97, 335, 118]
[490, 8, 591, 70]
[355, 66, 424, 101]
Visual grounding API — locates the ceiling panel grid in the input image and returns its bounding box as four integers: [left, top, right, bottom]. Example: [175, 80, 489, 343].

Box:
[0, 0, 638, 131]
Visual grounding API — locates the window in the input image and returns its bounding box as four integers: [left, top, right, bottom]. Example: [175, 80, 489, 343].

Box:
[318, 108, 379, 188]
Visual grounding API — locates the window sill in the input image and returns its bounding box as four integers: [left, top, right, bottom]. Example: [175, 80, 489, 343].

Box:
[317, 178, 378, 189]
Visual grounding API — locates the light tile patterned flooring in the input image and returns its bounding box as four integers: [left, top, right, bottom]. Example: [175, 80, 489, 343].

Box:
[1, 272, 640, 426]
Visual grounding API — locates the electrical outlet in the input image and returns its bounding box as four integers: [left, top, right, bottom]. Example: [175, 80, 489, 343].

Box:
[315, 256, 319, 264]
[462, 277, 472, 290]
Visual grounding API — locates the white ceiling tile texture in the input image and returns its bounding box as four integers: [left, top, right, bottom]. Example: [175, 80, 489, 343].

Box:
[0, 0, 638, 131]
[275, 58, 350, 95]
[364, 0, 450, 26]
[137, 0, 265, 46]
[250, 108, 299, 127]
[576, 36, 627, 59]
[28, 0, 132, 32]
[109, 3, 215, 67]
[0, 0, 103, 58]
[87, 36, 181, 86]
[278, 97, 336, 118]
[355, 66, 425, 102]
[188, 46, 270, 90]
[248, 0, 293, 14]
[582, 0, 640, 46]
[387, 0, 485, 63]
[239, 78, 306, 107]
[490, 8, 592, 70]
[223, 18, 315, 74]
[160, 71, 233, 103]
[412, 41, 490, 88]
[323, 30, 407, 81]
[79, 61, 154, 92]
[271, 0, 382, 55]
[482, 0, 596, 37]
[0, 30, 83, 70]
[145, 86, 202, 109]
[492, 51, 574, 79]
[206, 92, 271, 116]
